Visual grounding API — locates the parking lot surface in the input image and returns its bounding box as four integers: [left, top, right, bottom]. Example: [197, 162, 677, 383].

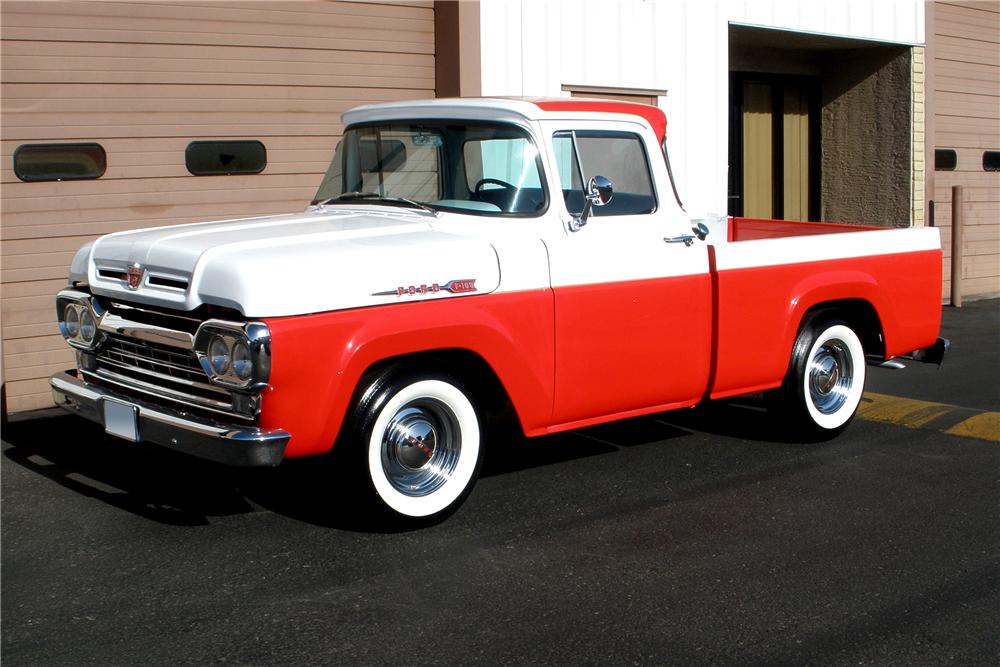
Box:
[3, 300, 998, 665]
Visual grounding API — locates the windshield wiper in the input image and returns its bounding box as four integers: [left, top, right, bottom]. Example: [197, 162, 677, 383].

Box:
[314, 191, 437, 215]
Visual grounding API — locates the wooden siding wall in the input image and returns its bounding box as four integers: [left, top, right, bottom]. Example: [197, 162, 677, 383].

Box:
[0, 1, 434, 414]
[931, 1, 1000, 300]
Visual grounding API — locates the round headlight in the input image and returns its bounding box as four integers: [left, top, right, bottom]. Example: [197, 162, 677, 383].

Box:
[208, 335, 230, 374]
[65, 305, 80, 338]
[80, 308, 97, 344]
[232, 341, 253, 381]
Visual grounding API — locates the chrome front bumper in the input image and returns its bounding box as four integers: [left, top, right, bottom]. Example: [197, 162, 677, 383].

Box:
[50, 370, 289, 466]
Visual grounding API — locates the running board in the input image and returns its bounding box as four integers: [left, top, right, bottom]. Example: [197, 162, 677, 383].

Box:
[867, 356, 907, 370]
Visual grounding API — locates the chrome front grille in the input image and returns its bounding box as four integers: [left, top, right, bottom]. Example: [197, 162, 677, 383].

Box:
[92, 334, 243, 416]
[102, 336, 205, 384]
[85, 301, 257, 422]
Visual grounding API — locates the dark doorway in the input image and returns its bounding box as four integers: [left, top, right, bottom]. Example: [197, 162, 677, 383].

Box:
[728, 25, 914, 227]
[729, 74, 820, 220]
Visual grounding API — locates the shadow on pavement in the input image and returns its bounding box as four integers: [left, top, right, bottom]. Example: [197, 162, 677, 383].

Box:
[658, 395, 833, 444]
[2, 415, 254, 527]
[2, 392, 827, 532]
[2, 406, 711, 532]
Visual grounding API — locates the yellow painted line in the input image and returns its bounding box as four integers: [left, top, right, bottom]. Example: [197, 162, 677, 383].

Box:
[858, 392, 959, 429]
[859, 392, 1000, 442]
[944, 412, 1000, 443]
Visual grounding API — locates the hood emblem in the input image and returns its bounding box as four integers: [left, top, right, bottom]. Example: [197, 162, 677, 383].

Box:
[126, 263, 144, 290]
[373, 279, 478, 297]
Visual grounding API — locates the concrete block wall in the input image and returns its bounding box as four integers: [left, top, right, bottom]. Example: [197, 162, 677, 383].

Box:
[912, 46, 925, 227]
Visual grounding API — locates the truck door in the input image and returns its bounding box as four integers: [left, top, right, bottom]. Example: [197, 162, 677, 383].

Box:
[540, 121, 714, 426]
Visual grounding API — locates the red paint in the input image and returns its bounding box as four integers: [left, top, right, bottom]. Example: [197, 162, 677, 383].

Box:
[709, 249, 942, 398]
[542, 397, 701, 435]
[259, 290, 556, 458]
[257, 248, 941, 459]
[729, 217, 881, 242]
[529, 98, 668, 142]
[551, 274, 713, 424]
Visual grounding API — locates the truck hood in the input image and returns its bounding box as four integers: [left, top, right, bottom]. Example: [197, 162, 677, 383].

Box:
[75, 207, 501, 317]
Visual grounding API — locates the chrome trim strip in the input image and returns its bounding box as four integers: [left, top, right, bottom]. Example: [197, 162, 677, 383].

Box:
[51, 371, 287, 467]
[96, 358, 228, 397]
[99, 312, 194, 349]
[102, 337, 204, 373]
[100, 349, 203, 379]
[87, 369, 245, 417]
[110, 301, 204, 325]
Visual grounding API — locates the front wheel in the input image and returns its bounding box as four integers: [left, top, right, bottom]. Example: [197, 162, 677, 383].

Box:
[772, 319, 867, 438]
[356, 374, 483, 521]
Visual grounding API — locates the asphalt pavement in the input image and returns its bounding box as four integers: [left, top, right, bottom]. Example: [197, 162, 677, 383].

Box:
[2, 300, 998, 666]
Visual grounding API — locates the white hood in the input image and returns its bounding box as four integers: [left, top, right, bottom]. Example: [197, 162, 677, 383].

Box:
[74, 207, 501, 317]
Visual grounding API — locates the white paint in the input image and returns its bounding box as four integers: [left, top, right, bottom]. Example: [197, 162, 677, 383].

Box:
[84, 207, 503, 317]
[535, 118, 708, 287]
[478, 0, 925, 222]
[74, 101, 939, 321]
[713, 225, 941, 271]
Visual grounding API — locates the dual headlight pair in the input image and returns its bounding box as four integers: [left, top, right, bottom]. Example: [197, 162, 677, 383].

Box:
[193, 322, 271, 392]
[57, 291, 105, 350]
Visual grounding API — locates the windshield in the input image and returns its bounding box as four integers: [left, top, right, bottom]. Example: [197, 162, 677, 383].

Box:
[312, 122, 547, 216]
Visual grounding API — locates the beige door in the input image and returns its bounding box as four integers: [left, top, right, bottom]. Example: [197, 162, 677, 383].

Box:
[740, 80, 812, 221]
[1, 1, 435, 414]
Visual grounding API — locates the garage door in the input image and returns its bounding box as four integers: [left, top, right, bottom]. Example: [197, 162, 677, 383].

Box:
[1, 1, 434, 414]
[931, 1, 1000, 301]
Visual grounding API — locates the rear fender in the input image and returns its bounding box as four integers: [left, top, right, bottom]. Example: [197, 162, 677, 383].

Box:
[783, 270, 888, 360]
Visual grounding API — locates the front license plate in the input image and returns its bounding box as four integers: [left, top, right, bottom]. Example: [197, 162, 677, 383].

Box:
[103, 399, 139, 442]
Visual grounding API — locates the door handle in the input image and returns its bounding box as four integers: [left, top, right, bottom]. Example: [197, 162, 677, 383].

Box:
[664, 234, 696, 247]
[664, 223, 710, 247]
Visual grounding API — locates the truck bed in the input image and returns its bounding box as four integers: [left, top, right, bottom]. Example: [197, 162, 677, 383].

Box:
[727, 217, 882, 242]
[706, 218, 943, 400]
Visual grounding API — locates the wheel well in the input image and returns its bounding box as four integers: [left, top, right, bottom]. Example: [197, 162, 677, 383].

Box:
[355, 348, 519, 433]
[800, 299, 885, 358]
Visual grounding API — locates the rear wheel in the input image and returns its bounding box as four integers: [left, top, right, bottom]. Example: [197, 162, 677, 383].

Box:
[354, 373, 483, 521]
[772, 319, 866, 438]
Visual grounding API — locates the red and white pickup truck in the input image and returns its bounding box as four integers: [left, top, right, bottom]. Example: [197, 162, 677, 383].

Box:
[51, 98, 946, 521]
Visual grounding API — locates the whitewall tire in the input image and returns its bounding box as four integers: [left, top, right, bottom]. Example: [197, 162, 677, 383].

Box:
[362, 377, 482, 519]
[801, 324, 866, 431]
[773, 318, 867, 438]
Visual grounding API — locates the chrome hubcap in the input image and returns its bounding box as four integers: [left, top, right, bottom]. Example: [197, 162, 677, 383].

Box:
[809, 340, 853, 414]
[381, 400, 461, 497]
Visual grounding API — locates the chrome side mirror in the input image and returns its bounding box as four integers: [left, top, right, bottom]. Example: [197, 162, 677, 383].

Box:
[569, 176, 614, 232]
[589, 175, 614, 206]
[693, 222, 709, 240]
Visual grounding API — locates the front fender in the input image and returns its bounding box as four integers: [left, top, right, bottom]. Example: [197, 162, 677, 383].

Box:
[259, 290, 554, 458]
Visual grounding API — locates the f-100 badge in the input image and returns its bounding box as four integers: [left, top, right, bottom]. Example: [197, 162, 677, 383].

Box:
[373, 279, 477, 297]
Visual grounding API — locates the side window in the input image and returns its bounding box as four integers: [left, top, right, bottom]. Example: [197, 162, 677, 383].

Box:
[934, 149, 957, 171]
[552, 131, 655, 216]
[186, 140, 266, 176]
[13, 143, 106, 182]
[551, 134, 583, 192]
[984, 150, 1000, 172]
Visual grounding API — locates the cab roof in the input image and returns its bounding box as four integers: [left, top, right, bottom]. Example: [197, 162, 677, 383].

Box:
[342, 97, 668, 142]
